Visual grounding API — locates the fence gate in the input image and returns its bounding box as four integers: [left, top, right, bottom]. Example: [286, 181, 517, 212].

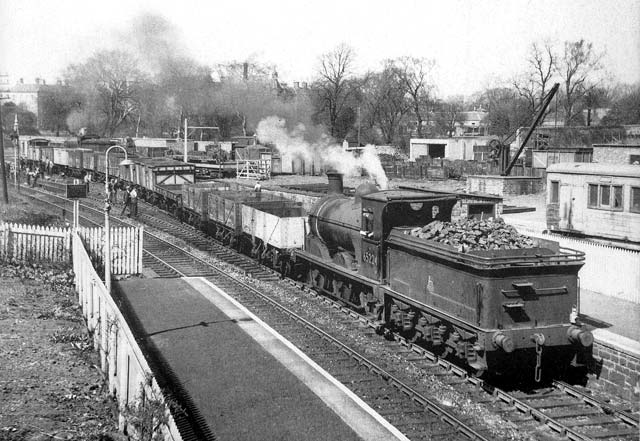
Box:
[77, 226, 144, 275]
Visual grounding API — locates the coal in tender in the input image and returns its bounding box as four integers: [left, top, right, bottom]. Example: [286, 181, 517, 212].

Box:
[406, 218, 535, 251]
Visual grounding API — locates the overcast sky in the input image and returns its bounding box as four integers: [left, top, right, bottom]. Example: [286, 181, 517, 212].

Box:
[1, 0, 638, 97]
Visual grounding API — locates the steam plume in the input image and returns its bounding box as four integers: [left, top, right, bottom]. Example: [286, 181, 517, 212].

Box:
[118, 13, 191, 74]
[256, 116, 389, 189]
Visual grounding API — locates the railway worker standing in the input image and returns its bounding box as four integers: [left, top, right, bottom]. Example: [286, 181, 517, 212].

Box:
[254, 179, 261, 193]
[83, 172, 91, 194]
[110, 178, 119, 205]
[121, 186, 131, 217]
[31, 167, 40, 187]
[129, 185, 139, 219]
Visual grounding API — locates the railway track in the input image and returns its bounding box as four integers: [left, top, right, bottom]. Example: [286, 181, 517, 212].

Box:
[18, 182, 640, 441]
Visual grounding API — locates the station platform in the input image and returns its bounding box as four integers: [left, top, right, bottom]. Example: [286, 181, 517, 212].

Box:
[579, 288, 640, 354]
[113, 277, 408, 441]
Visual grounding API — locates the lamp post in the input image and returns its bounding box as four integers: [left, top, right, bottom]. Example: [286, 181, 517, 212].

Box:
[0, 96, 9, 204]
[104, 145, 133, 293]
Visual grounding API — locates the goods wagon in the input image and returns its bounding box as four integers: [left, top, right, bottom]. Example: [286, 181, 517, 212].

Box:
[181, 184, 306, 268]
[129, 158, 195, 191]
[53, 148, 70, 168]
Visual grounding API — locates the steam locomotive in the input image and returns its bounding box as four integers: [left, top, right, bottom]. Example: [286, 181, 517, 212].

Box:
[291, 173, 593, 380]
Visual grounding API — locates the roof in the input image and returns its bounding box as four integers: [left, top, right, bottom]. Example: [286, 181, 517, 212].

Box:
[592, 143, 640, 148]
[547, 162, 640, 178]
[132, 137, 170, 148]
[3, 83, 55, 93]
[364, 190, 457, 202]
[458, 111, 488, 122]
[133, 157, 194, 168]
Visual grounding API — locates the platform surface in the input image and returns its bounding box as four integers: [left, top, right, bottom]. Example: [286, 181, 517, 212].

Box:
[114, 277, 407, 441]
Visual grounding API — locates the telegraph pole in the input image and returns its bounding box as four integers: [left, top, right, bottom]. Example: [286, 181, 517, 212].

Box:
[0, 99, 10, 204]
[357, 106, 361, 147]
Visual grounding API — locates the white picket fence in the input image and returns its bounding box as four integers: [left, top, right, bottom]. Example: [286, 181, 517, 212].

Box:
[0, 222, 71, 262]
[0, 222, 143, 275]
[72, 231, 181, 439]
[77, 226, 143, 275]
[511, 221, 640, 304]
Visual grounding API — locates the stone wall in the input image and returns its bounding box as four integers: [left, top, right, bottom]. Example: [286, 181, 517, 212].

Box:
[593, 145, 640, 165]
[467, 175, 544, 196]
[502, 177, 544, 195]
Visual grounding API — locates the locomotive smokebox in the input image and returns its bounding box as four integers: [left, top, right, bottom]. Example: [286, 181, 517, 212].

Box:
[327, 171, 344, 195]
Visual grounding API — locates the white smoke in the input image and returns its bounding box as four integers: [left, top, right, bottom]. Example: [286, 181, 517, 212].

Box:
[256, 116, 389, 190]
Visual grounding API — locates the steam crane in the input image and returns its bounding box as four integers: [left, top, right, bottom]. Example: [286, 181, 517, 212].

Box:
[488, 83, 560, 176]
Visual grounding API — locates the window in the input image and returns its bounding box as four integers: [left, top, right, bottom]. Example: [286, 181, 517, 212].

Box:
[588, 184, 598, 207]
[600, 185, 610, 206]
[361, 209, 374, 234]
[588, 183, 624, 211]
[613, 186, 623, 210]
[631, 187, 640, 213]
[550, 181, 559, 203]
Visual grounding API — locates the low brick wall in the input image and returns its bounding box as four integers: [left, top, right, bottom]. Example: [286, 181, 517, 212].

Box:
[451, 196, 503, 222]
[589, 331, 640, 402]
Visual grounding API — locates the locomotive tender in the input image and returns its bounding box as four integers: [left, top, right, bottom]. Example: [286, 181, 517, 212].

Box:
[293, 173, 593, 379]
[23, 138, 593, 379]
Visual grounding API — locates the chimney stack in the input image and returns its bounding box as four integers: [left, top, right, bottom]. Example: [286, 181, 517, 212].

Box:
[243, 62, 249, 81]
[326, 170, 344, 195]
[35, 78, 40, 85]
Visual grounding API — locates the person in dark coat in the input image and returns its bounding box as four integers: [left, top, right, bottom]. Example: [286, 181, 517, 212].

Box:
[129, 186, 139, 218]
[120, 186, 131, 216]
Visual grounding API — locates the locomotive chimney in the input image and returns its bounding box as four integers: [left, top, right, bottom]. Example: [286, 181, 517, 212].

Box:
[327, 170, 344, 195]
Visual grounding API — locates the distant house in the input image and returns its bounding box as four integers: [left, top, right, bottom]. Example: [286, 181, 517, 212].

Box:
[0, 77, 57, 130]
[455, 110, 489, 136]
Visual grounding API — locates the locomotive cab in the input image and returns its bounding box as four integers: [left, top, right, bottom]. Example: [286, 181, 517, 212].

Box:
[358, 191, 458, 280]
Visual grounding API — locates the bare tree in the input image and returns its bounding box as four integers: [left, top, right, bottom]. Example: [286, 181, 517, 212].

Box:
[430, 97, 465, 138]
[314, 43, 358, 138]
[557, 39, 603, 124]
[362, 64, 411, 144]
[65, 50, 146, 136]
[477, 87, 531, 137]
[601, 82, 640, 125]
[393, 57, 436, 138]
[513, 41, 556, 111]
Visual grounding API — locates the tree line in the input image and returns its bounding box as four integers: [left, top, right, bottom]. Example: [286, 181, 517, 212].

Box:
[4, 38, 639, 150]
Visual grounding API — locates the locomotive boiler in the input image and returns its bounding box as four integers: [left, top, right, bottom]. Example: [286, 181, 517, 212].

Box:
[294, 172, 593, 380]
